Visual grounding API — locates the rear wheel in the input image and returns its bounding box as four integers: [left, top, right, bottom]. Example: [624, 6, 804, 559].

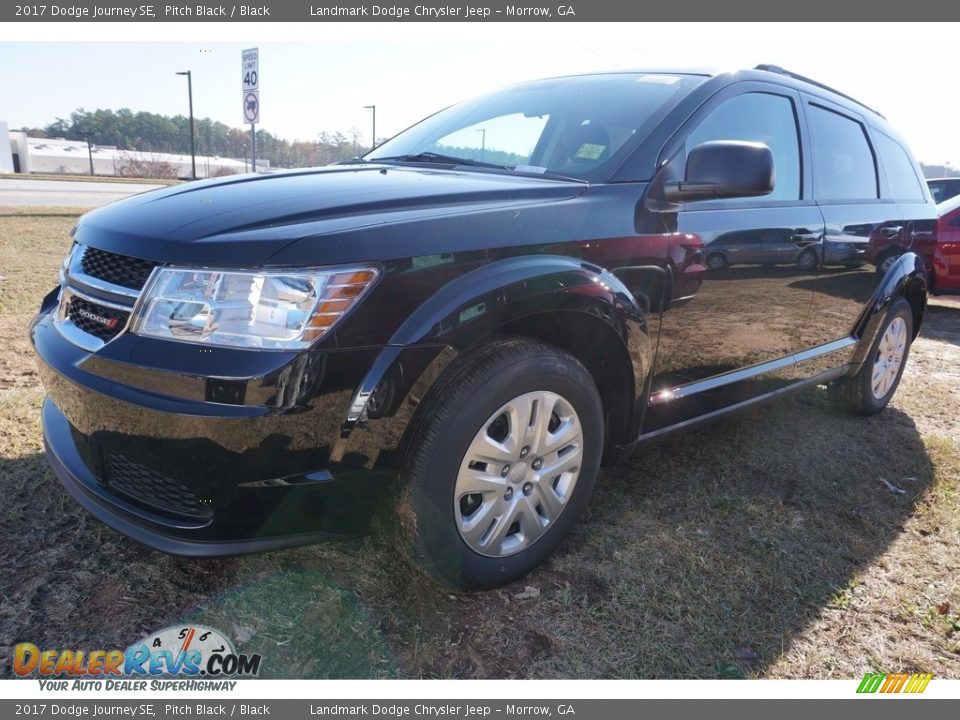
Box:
[875, 250, 902, 276]
[798, 248, 819, 271]
[392, 340, 604, 589]
[830, 297, 913, 415]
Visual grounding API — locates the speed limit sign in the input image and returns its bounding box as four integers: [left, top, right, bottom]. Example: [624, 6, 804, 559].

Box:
[242, 47, 260, 171]
[242, 48, 258, 91]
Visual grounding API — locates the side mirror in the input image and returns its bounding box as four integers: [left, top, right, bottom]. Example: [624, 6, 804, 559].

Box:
[664, 140, 774, 203]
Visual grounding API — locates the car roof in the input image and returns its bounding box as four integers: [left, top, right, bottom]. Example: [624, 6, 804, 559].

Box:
[938, 192, 960, 215]
[540, 65, 883, 119]
[748, 64, 885, 118]
[504, 66, 909, 162]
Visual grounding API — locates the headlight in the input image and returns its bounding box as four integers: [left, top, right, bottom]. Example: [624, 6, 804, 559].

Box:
[131, 266, 379, 349]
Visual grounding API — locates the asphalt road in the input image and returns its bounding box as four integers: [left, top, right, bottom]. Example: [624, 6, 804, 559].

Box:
[0, 178, 166, 207]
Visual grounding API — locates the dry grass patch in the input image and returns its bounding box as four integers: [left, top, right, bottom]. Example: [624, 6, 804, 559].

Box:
[0, 174, 180, 186]
[0, 208, 81, 391]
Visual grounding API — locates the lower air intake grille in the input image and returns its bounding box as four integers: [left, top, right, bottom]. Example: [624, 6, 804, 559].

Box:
[67, 297, 129, 342]
[107, 450, 211, 520]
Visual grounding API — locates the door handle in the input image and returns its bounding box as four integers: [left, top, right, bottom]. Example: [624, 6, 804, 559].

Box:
[790, 229, 820, 246]
[881, 226, 903, 239]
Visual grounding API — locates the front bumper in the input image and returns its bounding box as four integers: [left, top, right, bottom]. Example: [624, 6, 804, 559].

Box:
[41, 400, 351, 556]
[32, 304, 393, 556]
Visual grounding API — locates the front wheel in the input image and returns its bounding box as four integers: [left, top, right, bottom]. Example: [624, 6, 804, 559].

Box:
[875, 250, 902, 276]
[830, 297, 913, 415]
[392, 340, 604, 589]
[706, 254, 728, 270]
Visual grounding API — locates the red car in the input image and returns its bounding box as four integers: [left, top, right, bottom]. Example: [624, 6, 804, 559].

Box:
[866, 221, 937, 276]
[933, 194, 960, 294]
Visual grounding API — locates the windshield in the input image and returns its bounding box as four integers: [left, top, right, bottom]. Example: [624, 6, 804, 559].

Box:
[365, 73, 705, 181]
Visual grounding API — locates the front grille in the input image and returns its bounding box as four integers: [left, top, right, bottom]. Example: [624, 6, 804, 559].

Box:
[67, 297, 129, 341]
[81, 246, 159, 290]
[107, 450, 211, 520]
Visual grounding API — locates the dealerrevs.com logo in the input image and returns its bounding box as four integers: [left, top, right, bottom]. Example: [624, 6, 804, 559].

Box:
[14, 625, 262, 690]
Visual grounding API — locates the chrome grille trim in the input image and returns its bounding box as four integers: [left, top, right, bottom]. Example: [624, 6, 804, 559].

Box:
[55, 244, 150, 350]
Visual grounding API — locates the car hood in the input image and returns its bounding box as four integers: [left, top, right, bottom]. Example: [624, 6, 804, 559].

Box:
[72, 165, 587, 266]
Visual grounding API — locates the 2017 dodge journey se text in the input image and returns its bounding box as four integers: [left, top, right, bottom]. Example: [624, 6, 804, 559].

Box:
[32, 66, 932, 588]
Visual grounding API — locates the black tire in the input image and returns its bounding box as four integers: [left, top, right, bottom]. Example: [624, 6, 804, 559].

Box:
[706, 254, 728, 270]
[830, 297, 913, 415]
[392, 339, 604, 590]
[798, 249, 819, 272]
[875, 250, 902, 276]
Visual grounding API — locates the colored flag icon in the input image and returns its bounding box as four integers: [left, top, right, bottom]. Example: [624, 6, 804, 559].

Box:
[857, 672, 932, 694]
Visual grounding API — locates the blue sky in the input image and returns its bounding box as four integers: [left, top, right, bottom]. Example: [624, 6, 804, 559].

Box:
[2, 24, 959, 167]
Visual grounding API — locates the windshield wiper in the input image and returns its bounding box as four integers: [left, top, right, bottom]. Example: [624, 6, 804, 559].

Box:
[372, 152, 512, 170]
[353, 152, 587, 183]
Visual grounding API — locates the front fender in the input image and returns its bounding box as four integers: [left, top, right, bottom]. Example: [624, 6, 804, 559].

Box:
[331, 255, 652, 467]
[388, 254, 643, 347]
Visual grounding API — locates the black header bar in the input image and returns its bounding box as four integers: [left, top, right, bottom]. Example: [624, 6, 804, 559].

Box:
[3, 1, 956, 22]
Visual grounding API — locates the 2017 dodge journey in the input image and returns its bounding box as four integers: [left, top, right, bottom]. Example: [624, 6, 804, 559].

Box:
[32, 66, 932, 588]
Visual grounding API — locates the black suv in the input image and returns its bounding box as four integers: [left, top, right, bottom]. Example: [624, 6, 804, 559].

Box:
[32, 66, 932, 589]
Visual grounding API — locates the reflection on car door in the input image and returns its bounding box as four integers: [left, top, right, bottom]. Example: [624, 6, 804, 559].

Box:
[730, 230, 763, 265]
[764, 228, 807, 265]
[938, 225, 960, 290]
[643, 87, 824, 434]
[798, 97, 930, 375]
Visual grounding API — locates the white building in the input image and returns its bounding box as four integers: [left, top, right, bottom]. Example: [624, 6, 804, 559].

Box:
[0, 123, 15, 173]
[2, 129, 269, 178]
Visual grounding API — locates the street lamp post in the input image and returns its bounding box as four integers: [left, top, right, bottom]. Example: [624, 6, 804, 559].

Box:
[81, 132, 95, 176]
[477, 128, 486, 163]
[364, 105, 376, 150]
[176, 70, 197, 180]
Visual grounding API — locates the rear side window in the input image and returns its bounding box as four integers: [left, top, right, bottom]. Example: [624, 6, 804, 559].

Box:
[928, 180, 960, 204]
[686, 92, 801, 202]
[807, 105, 878, 200]
[874, 132, 925, 201]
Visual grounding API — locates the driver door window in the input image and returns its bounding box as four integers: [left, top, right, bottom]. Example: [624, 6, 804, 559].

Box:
[686, 92, 802, 203]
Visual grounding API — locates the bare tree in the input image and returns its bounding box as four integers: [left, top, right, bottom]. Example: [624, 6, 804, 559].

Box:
[115, 151, 178, 179]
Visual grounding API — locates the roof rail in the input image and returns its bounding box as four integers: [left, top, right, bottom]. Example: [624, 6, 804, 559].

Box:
[754, 64, 885, 119]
